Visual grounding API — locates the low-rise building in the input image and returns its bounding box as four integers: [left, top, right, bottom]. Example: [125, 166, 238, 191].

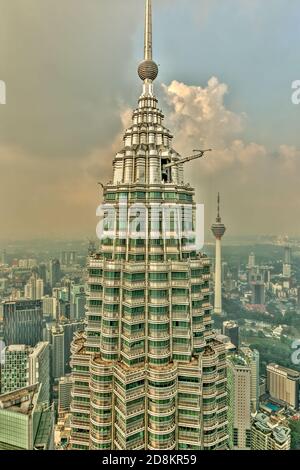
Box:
[267, 363, 300, 409]
[251, 412, 291, 450]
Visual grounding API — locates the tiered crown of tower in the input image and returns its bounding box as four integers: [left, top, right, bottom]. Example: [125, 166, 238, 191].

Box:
[108, 0, 189, 189]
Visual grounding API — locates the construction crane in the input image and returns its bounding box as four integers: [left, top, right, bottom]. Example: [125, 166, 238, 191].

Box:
[163, 149, 212, 169]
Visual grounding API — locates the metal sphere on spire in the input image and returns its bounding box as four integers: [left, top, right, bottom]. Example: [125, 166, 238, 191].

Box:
[138, 0, 158, 82]
[138, 60, 158, 82]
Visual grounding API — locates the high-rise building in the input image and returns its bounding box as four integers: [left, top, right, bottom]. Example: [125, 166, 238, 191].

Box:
[211, 193, 226, 315]
[240, 347, 260, 412]
[223, 321, 239, 349]
[42, 295, 58, 319]
[38, 263, 47, 284]
[58, 375, 73, 414]
[70, 285, 86, 321]
[88, 240, 96, 257]
[18, 259, 37, 269]
[0, 384, 54, 450]
[0, 342, 50, 404]
[45, 319, 84, 377]
[60, 251, 77, 266]
[61, 319, 84, 373]
[25, 273, 44, 300]
[28, 342, 51, 404]
[283, 245, 292, 279]
[297, 286, 300, 307]
[49, 324, 65, 380]
[221, 262, 228, 282]
[266, 363, 300, 409]
[248, 252, 255, 269]
[251, 281, 265, 306]
[1, 249, 7, 266]
[49, 259, 61, 288]
[247, 266, 259, 285]
[69, 0, 228, 451]
[251, 412, 291, 450]
[1, 345, 28, 393]
[227, 353, 252, 450]
[3, 299, 43, 347]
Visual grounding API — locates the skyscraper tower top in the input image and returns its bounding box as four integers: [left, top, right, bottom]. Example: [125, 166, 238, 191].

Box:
[211, 193, 226, 240]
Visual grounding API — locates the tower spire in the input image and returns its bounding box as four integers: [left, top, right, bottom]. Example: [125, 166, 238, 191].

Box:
[138, 0, 158, 87]
[217, 192, 221, 222]
[144, 0, 153, 61]
[211, 193, 226, 316]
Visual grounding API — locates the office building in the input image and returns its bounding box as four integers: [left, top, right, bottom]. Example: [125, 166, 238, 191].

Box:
[0, 384, 54, 450]
[48, 324, 65, 380]
[3, 299, 43, 347]
[49, 259, 61, 288]
[58, 375, 73, 414]
[221, 262, 229, 284]
[69, 0, 228, 451]
[1, 342, 50, 404]
[42, 295, 58, 319]
[18, 259, 37, 269]
[70, 285, 86, 321]
[60, 251, 77, 266]
[28, 342, 51, 404]
[240, 347, 260, 412]
[1, 345, 28, 393]
[24, 273, 44, 300]
[283, 244, 292, 279]
[38, 263, 47, 284]
[1, 249, 7, 266]
[227, 353, 252, 450]
[248, 252, 255, 269]
[61, 319, 84, 372]
[267, 363, 299, 409]
[251, 281, 265, 306]
[223, 321, 239, 349]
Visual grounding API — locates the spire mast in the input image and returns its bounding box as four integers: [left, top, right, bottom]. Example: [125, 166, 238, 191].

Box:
[144, 0, 153, 61]
[217, 192, 221, 222]
[138, 0, 158, 88]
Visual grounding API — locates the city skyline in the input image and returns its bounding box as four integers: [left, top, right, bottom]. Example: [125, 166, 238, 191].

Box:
[0, 0, 300, 240]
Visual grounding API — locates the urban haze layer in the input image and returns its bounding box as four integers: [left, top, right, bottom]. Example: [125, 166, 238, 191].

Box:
[0, 0, 300, 452]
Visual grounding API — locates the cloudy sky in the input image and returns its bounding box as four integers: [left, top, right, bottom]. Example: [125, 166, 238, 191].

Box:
[0, 0, 299, 241]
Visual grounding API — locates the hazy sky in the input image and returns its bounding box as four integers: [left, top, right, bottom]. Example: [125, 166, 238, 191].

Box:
[0, 0, 300, 241]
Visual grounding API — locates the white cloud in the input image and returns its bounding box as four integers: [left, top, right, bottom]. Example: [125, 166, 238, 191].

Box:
[160, 78, 300, 236]
[162, 78, 245, 152]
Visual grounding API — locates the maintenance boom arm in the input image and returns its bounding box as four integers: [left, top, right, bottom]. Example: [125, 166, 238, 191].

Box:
[164, 149, 212, 169]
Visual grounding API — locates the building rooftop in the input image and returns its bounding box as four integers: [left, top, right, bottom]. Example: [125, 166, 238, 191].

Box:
[223, 320, 238, 329]
[0, 383, 40, 415]
[228, 353, 249, 367]
[252, 412, 291, 444]
[267, 363, 300, 379]
[5, 344, 28, 353]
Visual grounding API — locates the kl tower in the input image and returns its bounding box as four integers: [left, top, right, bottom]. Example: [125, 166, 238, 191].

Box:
[211, 193, 226, 315]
